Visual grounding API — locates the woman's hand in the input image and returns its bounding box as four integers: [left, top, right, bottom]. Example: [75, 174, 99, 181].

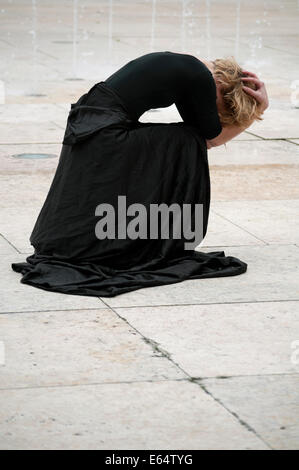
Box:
[241, 70, 269, 113]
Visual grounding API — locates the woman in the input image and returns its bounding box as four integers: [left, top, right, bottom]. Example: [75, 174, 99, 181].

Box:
[11, 51, 269, 297]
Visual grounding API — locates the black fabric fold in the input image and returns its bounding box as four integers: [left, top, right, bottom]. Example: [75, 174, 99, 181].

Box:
[11, 81, 247, 298]
[62, 82, 134, 145]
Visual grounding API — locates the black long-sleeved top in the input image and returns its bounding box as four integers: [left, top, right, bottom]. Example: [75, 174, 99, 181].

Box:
[104, 51, 222, 140]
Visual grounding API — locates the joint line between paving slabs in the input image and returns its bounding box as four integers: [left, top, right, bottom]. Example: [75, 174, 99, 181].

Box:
[0, 233, 21, 254]
[2, 298, 299, 315]
[100, 298, 189, 373]
[0, 378, 189, 393]
[286, 139, 299, 146]
[110, 299, 299, 310]
[195, 379, 273, 450]
[0, 305, 109, 315]
[211, 209, 268, 244]
[100, 298, 272, 449]
[190, 372, 299, 380]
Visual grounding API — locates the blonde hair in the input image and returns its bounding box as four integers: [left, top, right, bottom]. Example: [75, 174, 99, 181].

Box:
[212, 56, 263, 128]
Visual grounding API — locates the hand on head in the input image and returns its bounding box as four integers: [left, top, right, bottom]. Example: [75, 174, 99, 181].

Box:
[241, 70, 269, 113]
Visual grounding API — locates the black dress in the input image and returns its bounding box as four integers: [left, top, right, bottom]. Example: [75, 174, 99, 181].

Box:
[11, 51, 247, 297]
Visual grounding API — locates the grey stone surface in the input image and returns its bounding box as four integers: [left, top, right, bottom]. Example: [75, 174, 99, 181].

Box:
[201, 375, 299, 450]
[0, 309, 184, 388]
[0, 234, 17, 254]
[200, 210, 264, 247]
[0, 103, 67, 123]
[247, 108, 299, 139]
[115, 301, 299, 377]
[212, 200, 299, 244]
[209, 164, 299, 201]
[0, 381, 268, 450]
[208, 139, 299, 166]
[0, 122, 63, 144]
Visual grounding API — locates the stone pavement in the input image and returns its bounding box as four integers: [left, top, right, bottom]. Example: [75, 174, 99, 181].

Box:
[0, 0, 298, 450]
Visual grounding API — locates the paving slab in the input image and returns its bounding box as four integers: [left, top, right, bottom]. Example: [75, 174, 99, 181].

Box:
[201, 211, 264, 247]
[0, 235, 17, 255]
[0, 104, 67, 123]
[0, 143, 61, 174]
[201, 375, 299, 450]
[247, 108, 299, 140]
[0, 380, 268, 450]
[232, 132, 261, 141]
[212, 200, 299, 243]
[0, 122, 63, 144]
[0, 308, 184, 389]
[0, 175, 55, 209]
[0, 206, 44, 252]
[210, 165, 299, 201]
[208, 139, 299, 166]
[115, 301, 299, 377]
[5, 80, 93, 105]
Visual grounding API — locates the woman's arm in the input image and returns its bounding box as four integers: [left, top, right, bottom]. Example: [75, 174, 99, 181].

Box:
[206, 123, 249, 149]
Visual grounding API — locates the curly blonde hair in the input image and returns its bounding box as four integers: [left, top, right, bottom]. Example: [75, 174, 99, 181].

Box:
[212, 56, 264, 128]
